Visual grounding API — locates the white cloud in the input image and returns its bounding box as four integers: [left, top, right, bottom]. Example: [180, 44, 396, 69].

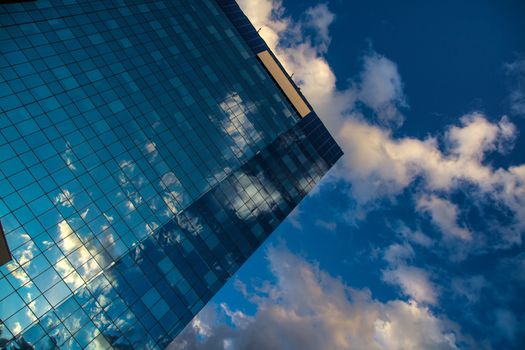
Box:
[416, 195, 472, 241]
[446, 114, 515, 161]
[336, 114, 519, 208]
[170, 247, 467, 350]
[382, 243, 414, 266]
[238, 0, 353, 133]
[382, 265, 438, 306]
[219, 303, 253, 329]
[191, 305, 217, 339]
[356, 53, 407, 126]
[381, 243, 438, 305]
[303, 4, 335, 54]
[336, 70, 524, 250]
[159, 172, 186, 216]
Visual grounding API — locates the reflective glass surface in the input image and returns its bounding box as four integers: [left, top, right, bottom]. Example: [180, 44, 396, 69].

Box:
[0, 0, 342, 349]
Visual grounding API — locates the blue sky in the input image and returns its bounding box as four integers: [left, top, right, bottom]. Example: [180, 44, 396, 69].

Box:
[170, 0, 525, 349]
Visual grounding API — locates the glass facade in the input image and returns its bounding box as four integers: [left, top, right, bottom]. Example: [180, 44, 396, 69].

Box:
[0, 0, 342, 349]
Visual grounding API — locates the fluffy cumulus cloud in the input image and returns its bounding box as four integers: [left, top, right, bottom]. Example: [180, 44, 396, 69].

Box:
[170, 247, 468, 350]
[336, 112, 522, 226]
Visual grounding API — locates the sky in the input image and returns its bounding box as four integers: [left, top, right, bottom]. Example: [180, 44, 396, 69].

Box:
[169, 0, 525, 349]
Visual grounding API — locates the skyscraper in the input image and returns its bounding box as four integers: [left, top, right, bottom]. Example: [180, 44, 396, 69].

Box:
[0, 0, 342, 348]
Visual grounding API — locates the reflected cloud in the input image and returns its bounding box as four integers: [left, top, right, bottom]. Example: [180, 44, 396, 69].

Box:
[80, 208, 90, 220]
[54, 189, 74, 207]
[7, 234, 35, 286]
[160, 172, 186, 217]
[103, 213, 114, 223]
[55, 220, 101, 290]
[63, 141, 77, 171]
[144, 141, 159, 162]
[125, 200, 136, 211]
[230, 173, 282, 221]
[119, 159, 136, 174]
[163, 192, 181, 217]
[161, 172, 181, 188]
[219, 93, 262, 156]
[146, 222, 159, 236]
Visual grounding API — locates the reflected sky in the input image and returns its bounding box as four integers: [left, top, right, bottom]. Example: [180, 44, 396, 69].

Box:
[1, 109, 338, 348]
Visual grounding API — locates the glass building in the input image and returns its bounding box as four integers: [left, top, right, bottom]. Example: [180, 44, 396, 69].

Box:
[0, 0, 342, 349]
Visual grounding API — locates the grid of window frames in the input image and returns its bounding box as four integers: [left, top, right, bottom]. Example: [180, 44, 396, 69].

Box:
[3, 111, 336, 349]
[0, 0, 342, 348]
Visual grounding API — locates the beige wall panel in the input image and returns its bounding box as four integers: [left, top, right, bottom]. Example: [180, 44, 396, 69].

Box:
[257, 50, 311, 118]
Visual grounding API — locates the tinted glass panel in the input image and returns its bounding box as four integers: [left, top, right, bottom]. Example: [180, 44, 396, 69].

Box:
[0, 0, 341, 348]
